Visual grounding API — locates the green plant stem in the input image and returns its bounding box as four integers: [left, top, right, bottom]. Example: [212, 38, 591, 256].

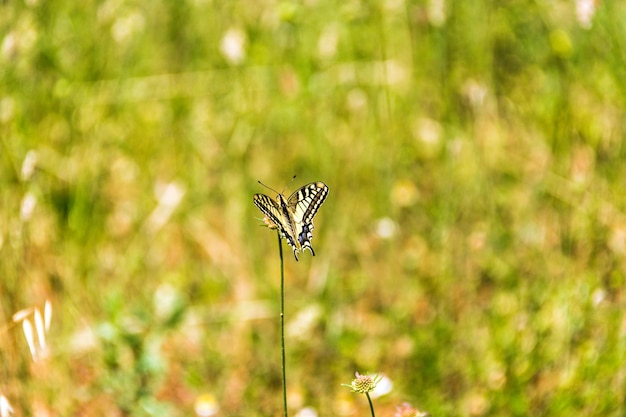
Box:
[277, 231, 288, 417]
[366, 393, 376, 417]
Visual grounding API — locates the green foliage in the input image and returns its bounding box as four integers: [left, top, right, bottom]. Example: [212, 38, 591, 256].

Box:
[1, 0, 626, 416]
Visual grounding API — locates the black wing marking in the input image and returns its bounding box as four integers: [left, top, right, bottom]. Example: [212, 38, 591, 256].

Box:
[288, 182, 329, 224]
[297, 223, 316, 256]
[253, 193, 300, 260]
[253, 194, 282, 229]
[289, 182, 329, 257]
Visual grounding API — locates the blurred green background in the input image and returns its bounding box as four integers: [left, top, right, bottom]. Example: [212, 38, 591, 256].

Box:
[2, 0, 625, 416]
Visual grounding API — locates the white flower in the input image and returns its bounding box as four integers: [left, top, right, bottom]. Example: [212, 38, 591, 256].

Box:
[220, 28, 246, 65]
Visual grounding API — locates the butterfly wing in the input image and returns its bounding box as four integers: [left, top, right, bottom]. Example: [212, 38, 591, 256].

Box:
[253, 193, 282, 227]
[287, 182, 329, 256]
[253, 193, 301, 260]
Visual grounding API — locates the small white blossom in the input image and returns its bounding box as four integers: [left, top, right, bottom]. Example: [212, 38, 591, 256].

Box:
[220, 28, 246, 65]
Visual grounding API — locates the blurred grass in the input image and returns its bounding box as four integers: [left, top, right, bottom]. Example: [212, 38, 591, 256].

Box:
[2, 0, 626, 416]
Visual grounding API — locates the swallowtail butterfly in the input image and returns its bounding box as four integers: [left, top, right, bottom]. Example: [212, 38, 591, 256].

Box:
[254, 181, 329, 261]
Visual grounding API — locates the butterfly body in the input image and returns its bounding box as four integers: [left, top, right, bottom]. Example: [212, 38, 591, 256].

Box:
[254, 181, 329, 261]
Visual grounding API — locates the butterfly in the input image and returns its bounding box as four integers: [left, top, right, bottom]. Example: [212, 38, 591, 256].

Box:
[254, 181, 329, 261]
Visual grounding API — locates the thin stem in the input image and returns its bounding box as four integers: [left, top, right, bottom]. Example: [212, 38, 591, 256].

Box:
[277, 231, 288, 417]
[366, 393, 376, 417]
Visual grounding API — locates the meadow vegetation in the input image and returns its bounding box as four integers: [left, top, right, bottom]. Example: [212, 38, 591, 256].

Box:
[1, 0, 625, 416]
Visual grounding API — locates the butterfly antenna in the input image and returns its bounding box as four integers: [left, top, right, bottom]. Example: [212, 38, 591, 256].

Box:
[257, 180, 280, 195]
[282, 175, 297, 194]
[258, 175, 298, 194]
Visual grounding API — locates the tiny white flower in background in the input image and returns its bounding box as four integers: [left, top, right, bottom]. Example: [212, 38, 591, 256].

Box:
[111, 10, 145, 43]
[44, 299, 52, 331]
[34, 307, 48, 351]
[592, 288, 605, 306]
[375, 217, 397, 239]
[20, 192, 36, 221]
[395, 402, 430, 417]
[287, 304, 322, 340]
[370, 374, 393, 398]
[21, 150, 37, 180]
[12, 301, 52, 362]
[462, 79, 488, 110]
[608, 226, 626, 255]
[575, 0, 596, 29]
[220, 28, 246, 65]
[317, 24, 339, 60]
[69, 323, 98, 353]
[2, 19, 37, 60]
[12, 307, 33, 323]
[154, 283, 182, 320]
[0, 395, 14, 417]
[378, 60, 409, 87]
[22, 319, 37, 361]
[427, 0, 446, 27]
[295, 406, 318, 417]
[194, 393, 219, 417]
[146, 181, 185, 234]
[157, 181, 185, 206]
[1, 33, 17, 59]
[414, 117, 442, 146]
